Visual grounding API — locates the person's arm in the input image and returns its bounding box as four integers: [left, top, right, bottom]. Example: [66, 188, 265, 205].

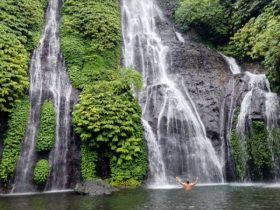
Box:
[191, 177, 199, 186]
[176, 177, 184, 186]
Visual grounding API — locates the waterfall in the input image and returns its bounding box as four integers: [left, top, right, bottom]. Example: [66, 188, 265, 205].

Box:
[222, 55, 280, 180]
[220, 54, 241, 75]
[175, 32, 185, 43]
[236, 72, 271, 138]
[142, 119, 168, 185]
[12, 0, 74, 192]
[121, 0, 224, 184]
[220, 54, 242, 179]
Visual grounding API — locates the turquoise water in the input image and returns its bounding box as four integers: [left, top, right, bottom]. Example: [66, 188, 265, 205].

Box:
[1, 185, 280, 210]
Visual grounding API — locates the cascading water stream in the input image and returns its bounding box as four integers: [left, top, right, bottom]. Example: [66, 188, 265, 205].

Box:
[121, 0, 224, 184]
[219, 54, 242, 170]
[222, 55, 280, 179]
[12, 0, 74, 192]
[221, 54, 241, 75]
[236, 72, 271, 139]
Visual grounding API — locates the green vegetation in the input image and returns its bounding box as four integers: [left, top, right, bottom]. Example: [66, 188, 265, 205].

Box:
[36, 101, 56, 152]
[0, 98, 29, 182]
[0, 25, 28, 113]
[109, 140, 147, 187]
[0, 0, 48, 50]
[230, 107, 246, 180]
[269, 129, 280, 174]
[230, 106, 275, 181]
[0, 0, 47, 112]
[175, 0, 280, 92]
[72, 68, 147, 186]
[60, 0, 121, 88]
[33, 159, 49, 184]
[61, 0, 147, 186]
[230, 129, 246, 180]
[247, 121, 274, 180]
[226, 4, 280, 92]
[80, 143, 97, 180]
[175, 0, 229, 44]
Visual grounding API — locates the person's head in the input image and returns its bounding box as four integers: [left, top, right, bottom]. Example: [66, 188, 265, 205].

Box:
[185, 180, 190, 184]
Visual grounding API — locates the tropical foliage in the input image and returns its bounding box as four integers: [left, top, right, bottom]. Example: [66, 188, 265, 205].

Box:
[246, 121, 274, 180]
[61, 0, 148, 186]
[60, 0, 121, 88]
[230, 107, 275, 181]
[230, 107, 246, 180]
[175, 0, 280, 92]
[226, 4, 280, 92]
[33, 159, 49, 184]
[72, 68, 147, 186]
[175, 0, 229, 44]
[36, 101, 56, 152]
[0, 98, 29, 182]
[0, 26, 28, 113]
[0, 0, 47, 112]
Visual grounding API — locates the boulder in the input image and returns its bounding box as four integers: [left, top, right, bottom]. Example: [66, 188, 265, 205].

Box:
[74, 180, 118, 196]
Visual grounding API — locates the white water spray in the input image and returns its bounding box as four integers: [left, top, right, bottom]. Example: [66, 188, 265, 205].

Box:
[12, 0, 74, 192]
[122, 0, 224, 184]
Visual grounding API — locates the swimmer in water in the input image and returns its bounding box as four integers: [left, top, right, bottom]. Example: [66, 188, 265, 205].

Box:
[176, 176, 199, 190]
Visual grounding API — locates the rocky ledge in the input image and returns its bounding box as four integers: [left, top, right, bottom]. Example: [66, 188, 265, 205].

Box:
[74, 180, 118, 196]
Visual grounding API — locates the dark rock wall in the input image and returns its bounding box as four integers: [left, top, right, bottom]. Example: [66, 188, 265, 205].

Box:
[157, 0, 179, 19]
[154, 9, 232, 157]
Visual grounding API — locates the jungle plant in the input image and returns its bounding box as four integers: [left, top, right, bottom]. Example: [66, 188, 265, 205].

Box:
[36, 100, 56, 152]
[72, 68, 147, 185]
[0, 98, 29, 182]
[33, 159, 49, 184]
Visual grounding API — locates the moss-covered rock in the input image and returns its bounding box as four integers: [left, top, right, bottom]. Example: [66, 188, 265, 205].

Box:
[36, 101, 56, 152]
[33, 159, 49, 184]
[247, 121, 274, 181]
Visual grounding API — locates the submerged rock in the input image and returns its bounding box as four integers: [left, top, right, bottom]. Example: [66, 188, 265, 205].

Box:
[74, 180, 118, 196]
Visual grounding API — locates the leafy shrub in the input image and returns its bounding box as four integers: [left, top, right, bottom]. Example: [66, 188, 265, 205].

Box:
[227, 0, 273, 32]
[0, 98, 29, 182]
[33, 159, 49, 184]
[230, 128, 246, 180]
[230, 107, 246, 180]
[0, 0, 47, 112]
[226, 4, 280, 92]
[175, 0, 279, 92]
[109, 141, 147, 187]
[247, 121, 274, 180]
[175, 0, 229, 44]
[72, 68, 147, 185]
[0, 25, 28, 113]
[0, 0, 48, 50]
[61, 0, 148, 186]
[80, 143, 98, 180]
[60, 0, 121, 89]
[36, 100, 56, 152]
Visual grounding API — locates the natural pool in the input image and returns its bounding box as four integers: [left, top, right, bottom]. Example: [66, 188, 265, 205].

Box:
[1, 184, 280, 210]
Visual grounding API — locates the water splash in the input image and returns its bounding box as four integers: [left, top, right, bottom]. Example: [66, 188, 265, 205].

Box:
[175, 32, 185, 43]
[12, 0, 74, 192]
[236, 72, 270, 139]
[220, 54, 241, 75]
[142, 119, 167, 185]
[122, 0, 224, 184]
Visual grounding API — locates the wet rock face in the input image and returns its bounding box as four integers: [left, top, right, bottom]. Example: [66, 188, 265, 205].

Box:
[152, 15, 232, 152]
[74, 180, 118, 196]
[170, 42, 231, 148]
[156, 0, 179, 19]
